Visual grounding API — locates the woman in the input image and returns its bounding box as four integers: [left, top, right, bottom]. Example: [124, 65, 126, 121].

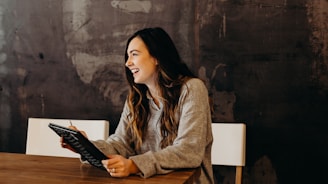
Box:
[64, 27, 214, 184]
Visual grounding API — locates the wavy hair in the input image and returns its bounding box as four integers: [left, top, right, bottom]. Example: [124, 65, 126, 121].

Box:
[124, 27, 195, 149]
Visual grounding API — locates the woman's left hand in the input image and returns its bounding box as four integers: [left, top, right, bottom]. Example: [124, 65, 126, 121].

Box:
[102, 155, 140, 177]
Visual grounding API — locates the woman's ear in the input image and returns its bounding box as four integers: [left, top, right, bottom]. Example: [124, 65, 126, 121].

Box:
[154, 59, 159, 65]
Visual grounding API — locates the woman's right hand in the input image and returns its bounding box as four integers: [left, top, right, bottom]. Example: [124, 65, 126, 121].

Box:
[60, 126, 88, 153]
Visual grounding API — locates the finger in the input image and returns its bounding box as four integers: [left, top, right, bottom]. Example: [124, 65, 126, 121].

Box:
[109, 169, 129, 177]
[60, 137, 64, 143]
[110, 168, 116, 173]
[60, 141, 77, 153]
[67, 126, 88, 138]
[104, 167, 116, 175]
[80, 130, 88, 138]
[109, 168, 119, 177]
[60, 137, 68, 147]
[101, 156, 122, 171]
[68, 126, 78, 130]
[102, 159, 108, 166]
[61, 142, 67, 148]
[110, 172, 116, 177]
[102, 160, 117, 174]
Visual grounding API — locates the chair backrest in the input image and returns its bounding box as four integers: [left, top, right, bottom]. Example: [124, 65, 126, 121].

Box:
[26, 118, 109, 158]
[211, 123, 246, 184]
[211, 123, 246, 166]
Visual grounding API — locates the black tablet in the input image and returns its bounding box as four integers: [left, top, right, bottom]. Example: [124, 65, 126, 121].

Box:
[48, 123, 108, 170]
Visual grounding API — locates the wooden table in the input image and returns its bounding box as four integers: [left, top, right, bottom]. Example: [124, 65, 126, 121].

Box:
[0, 152, 200, 184]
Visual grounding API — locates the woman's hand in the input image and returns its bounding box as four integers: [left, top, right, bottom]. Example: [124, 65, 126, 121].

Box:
[102, 155, 140, 177]
[60, 126, 88, 153]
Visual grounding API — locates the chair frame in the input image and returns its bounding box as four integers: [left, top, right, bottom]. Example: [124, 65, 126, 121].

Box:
[211, 123, 246, 184]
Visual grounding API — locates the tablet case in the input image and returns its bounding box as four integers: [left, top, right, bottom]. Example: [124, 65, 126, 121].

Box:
[48, 123, 108, 170]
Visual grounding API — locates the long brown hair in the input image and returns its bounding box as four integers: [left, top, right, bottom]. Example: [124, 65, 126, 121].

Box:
[124, 27, 195, 149]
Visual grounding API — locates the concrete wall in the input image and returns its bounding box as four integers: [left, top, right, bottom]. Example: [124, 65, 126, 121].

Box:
[0, 0, 327, 183]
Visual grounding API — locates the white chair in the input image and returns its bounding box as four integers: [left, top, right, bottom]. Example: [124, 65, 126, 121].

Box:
[211, 123, 246, 184]
[26, 118, 109, 158]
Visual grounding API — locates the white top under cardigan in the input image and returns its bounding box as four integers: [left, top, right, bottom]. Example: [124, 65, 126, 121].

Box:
[91, 78, 214, 184]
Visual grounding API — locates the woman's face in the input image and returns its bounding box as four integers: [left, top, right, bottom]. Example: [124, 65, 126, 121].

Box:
[125, 37, 158, 87]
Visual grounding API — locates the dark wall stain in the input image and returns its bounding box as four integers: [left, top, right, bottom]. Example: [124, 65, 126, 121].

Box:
[0, 0, 327, 183]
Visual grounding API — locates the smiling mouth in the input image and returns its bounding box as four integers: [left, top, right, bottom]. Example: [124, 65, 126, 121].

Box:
[131, 69, 139, 74]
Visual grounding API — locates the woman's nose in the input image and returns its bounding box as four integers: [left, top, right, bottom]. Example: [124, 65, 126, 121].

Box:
[125, 59, 133, 67]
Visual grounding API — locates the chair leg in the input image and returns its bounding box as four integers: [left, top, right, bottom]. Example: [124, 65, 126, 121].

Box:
[235, 166, 242, 184]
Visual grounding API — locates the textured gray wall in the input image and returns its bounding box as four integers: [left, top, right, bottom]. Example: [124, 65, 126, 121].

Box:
[0, 0, 327, 183]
